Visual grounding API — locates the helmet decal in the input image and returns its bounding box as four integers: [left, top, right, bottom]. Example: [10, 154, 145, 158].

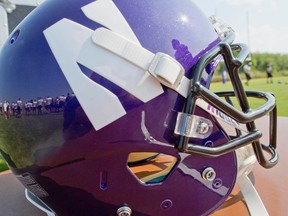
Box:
[45, 19, 126, 131]
[44, 0, 166, 130]
[44, 0, 193, 130]
[196, 98, 245, 132]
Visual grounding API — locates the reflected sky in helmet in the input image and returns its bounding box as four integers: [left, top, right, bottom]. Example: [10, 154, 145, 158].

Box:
[0, 0, 219, 103]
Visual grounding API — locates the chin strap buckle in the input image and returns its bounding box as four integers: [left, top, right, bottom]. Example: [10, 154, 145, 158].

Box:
[149, 52, 184, 90]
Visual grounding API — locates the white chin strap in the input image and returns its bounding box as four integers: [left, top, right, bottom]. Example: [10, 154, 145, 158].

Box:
[92, 27, 190, 98]
[237, 174, 269, 216]
[236, 146, 269, 216]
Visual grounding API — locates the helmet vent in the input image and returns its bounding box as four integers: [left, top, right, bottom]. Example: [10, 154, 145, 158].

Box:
[127, 152, 178, 184]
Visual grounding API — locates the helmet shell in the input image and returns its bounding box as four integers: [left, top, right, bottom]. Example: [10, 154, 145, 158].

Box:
[0, 0, 236, 215]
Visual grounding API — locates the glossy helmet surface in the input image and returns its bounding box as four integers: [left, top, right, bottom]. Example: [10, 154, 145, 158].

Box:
[0, 0, 278, 215]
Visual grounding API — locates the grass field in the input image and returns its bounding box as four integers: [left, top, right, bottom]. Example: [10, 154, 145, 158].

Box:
[210, 76, 288, 117]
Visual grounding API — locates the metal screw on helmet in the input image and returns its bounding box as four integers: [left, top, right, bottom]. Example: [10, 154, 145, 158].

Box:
[117, 205, 132, 216]
[202, 167, 216, 181]
[198, 121, 210, 135]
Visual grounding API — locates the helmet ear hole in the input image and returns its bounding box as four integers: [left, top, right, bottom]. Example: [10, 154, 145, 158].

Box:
[10, 29, 21, 44]
[127, 152, 178, 184]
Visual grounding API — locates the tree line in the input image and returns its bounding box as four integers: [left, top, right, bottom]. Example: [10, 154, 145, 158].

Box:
[215, 52, 288, 81]
[250, 53, 288, 76]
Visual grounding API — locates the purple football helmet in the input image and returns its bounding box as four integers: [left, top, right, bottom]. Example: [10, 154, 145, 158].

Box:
[0, 0, 278, 215]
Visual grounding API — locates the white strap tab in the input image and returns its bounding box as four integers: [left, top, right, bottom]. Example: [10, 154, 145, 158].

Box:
[92, 27, 189, 97]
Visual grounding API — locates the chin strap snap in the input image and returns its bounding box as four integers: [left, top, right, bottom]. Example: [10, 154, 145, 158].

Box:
[92, 27, 190, 97]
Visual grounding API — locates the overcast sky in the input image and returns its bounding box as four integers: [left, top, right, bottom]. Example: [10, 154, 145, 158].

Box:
[193, 0, 288, 54]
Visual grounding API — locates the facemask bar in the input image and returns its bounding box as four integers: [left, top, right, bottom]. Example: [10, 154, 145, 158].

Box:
[176, 31, 278, 169]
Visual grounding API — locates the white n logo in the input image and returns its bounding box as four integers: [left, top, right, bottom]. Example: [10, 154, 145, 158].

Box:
[44, 0, 163, 130]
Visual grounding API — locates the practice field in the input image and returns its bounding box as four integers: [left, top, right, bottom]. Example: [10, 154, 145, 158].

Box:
[1, 77, 287, 172]
[210, 76, 288, 117]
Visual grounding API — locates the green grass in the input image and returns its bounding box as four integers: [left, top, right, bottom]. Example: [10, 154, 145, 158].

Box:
[210, 76, 288, 117]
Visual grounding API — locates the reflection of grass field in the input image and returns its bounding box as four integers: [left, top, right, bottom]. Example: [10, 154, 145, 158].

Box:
[1, 77, 287, 172]
[210, 77, 288, 117]
[0, 156, 8, 172]
[0, 113, 64, 172]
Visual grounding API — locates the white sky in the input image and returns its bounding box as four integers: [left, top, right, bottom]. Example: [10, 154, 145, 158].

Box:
[193, 0, 288, 54]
